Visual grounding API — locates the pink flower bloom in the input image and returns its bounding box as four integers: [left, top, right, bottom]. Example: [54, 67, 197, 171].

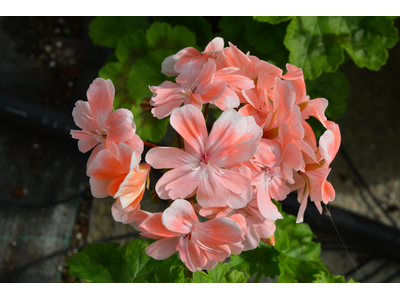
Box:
[88, 141, 150, 212]
[161, 37, 225, 76]
[146, 104, 262, 209]
[281, 64, 335, 130]
[289, 124, 341, 222]
[139, 199, 245, 272]
[70, 78, 142, 170]
[197, 191, 276, 251]
[149, 59, 227, 119]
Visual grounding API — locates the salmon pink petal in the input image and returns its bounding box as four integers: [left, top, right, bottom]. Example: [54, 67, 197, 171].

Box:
[174, 48, 205, 73]
[206, 109, 246, 157]
[107, 176, 124, 197]
[76, 135, 99, 153]
[155, 165, 198, 199]
[188, 94, 203, 111]
[111, 200, 134, 223]
[87, 78, 115, 127]
[146, 147, 198, 169]
[319, 124, 341, 166]
[105, 109, 135, 143]
[139, 213, 180, 237]
[204, 37, 224, 52]
[145, 237, 181, 260]
[150, 81, 182, 104]
[88, 149, 126, 179]
[269, 176, 291, 200]
[161, 54, 180, 77]
[323, 180, 335, 204]
[151, 97, 185, 119]
[215, 168, 252, 195]
[127, 209, 152, 231]
[197, 172, 231, 207]
[228, 42, 252, 72]
[296, 190, 309, 223]
[202, 244, 231, 262]
[170, 105, 207, 154]
[124, 134, 144, 163]
[164, 167, 203, 200]
[86, 143, 105, 176]
[162, 199, 198, 234]
[243, 226, 261, 251]
[214, 140, 258, 167]
[228, 214, 246, 236]
[114, 168, 148, 209]
[89, 177, 113, 198]
[202, 259, 218, 271]
[195, 217, 244, 246]
[213, 87, 240, 110]
[72, 100, 99, 132]
[257, 182, 283, 221]
[178, 239, 207, 272]
[198, 82, 227, 104]
[242, 88, 264, 110]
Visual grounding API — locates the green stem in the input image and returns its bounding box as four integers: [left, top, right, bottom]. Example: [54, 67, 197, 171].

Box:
[254, 272, 262, 283]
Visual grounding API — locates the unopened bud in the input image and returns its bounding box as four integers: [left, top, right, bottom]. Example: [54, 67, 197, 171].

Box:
[261, 234, 275, 247]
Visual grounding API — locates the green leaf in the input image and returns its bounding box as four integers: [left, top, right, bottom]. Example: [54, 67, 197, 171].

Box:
[146, 22, 197, 52]
[68, 242, 131, 283]
[130, 104, 169, 143]
[127, 49, 174, 102]
[98, 61, 131, 108]
[284, 16, 399, 79]
[278, 255, 324, 283]
[218, 17, 259, 56]
[275, 212, 322, 262]
[284, 16, 346, 79]
[253, 16, 294, 24]
[115, 30, 150, 65]
[244, 19, 290, 69]
[89, 16, 150, 48]
[153, 16, 213, 49]
[339, 17, 399, 70]
[229, 244, 281, 279]
[306, 69, 350, 120]
[193, 263, 247, 283]
[313, 271, 346, 283]
[153, 265, 185, 283]
[119, 238, 184, 283]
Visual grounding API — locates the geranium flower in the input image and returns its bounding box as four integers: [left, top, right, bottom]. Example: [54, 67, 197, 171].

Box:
[149, 60, 226, 119]
[146, 104, 262, 209]
[139, 199, 245, 272]
[161, 37, 225, 76]
[289, 124, 341, 222]
[70, 78, 142, 170]
[88, 141, 150, 212]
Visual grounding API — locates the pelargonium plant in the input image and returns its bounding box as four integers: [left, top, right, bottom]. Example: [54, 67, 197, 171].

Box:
[70, 37, 340, 276]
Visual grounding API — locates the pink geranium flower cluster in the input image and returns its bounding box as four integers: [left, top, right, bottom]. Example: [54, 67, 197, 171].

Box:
[71, 37, 341, 272]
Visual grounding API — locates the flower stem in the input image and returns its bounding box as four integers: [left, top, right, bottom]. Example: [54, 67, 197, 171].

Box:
[143, 141, 159, 148]
[254, 272, 262, 283]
